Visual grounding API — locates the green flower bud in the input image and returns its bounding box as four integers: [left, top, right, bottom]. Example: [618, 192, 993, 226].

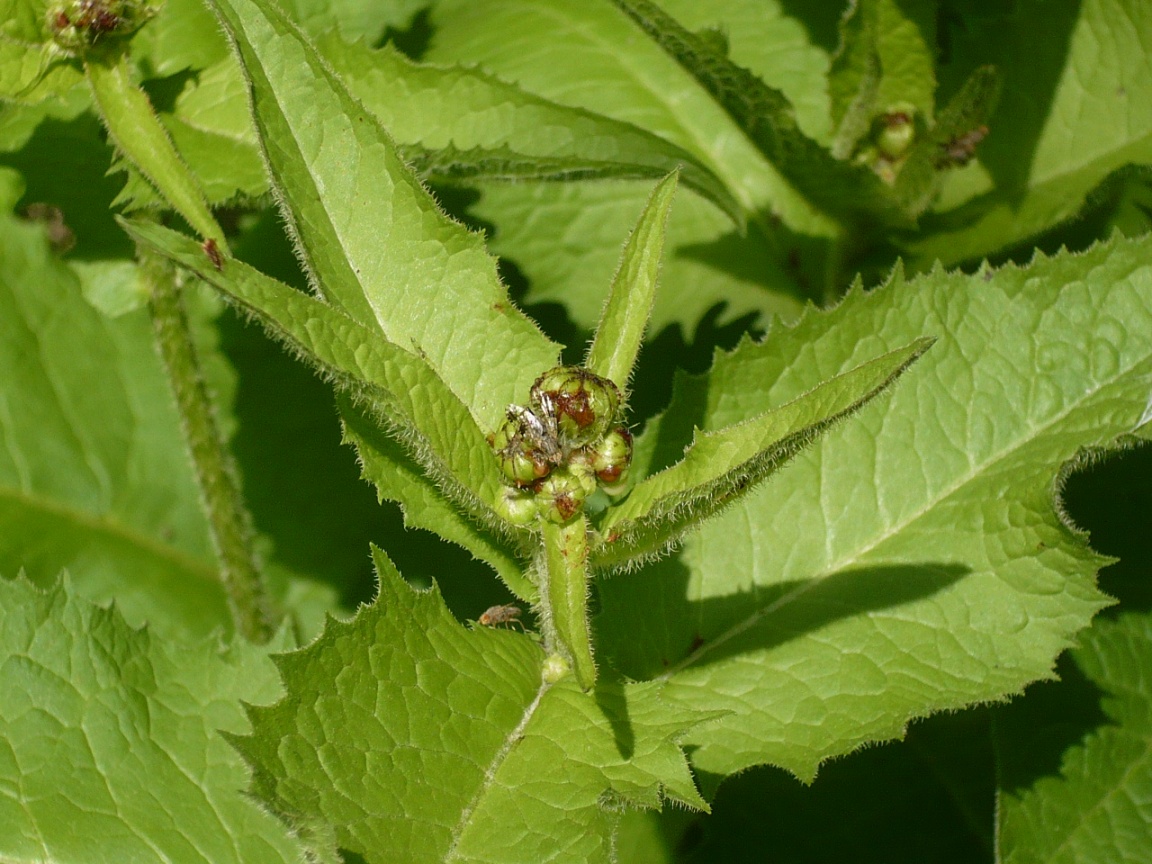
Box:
[876, 103, 916, 161]
[489, 406, 559, 487]
[588, 426, 633, 490]
[49, 0, 154, 54]
[534, 466, 589, 524]
[530, 366, 620, 450]
[493, 485, 538, 525]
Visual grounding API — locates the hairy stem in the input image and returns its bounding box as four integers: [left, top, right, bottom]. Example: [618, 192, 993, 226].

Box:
[539, 516, 596, 690]
[142, 249, 276, 642]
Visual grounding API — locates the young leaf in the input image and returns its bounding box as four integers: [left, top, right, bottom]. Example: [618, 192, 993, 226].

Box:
[598, 233, 1150, 784]
[317, 37, 742, 227]
[0, 574, 303, 864]
[593, 338, 932, 569]
[341, 399, 536, 603]
[85, 52, 222, 244]
[609, 0, 913, 228]
[0, 195, 229, 636]
[208, 0, 559, 427]
[122, 218, 509, 527]
[231, 548, 715, 864]
[585, 171, 678, 397]
[996, 611, 1152, 863]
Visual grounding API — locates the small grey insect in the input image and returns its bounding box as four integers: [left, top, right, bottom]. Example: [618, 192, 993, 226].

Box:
[507, 404, 562, 463]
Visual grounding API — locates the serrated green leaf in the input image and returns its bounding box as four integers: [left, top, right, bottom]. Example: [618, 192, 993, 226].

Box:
[340, 399, 534, 603]
[316, 36, 742, 227]
[609, 0, 914, 229]
[0, 574, 304, 864]
[208, 0, 559, 427]
[421, 0, 824, 333]
[594, 338, 932, 569]
[122, 218, 511, 528]
[0, 205, 232, 635]
[425, 0, 834, 239]
[465, 181, 807, 341]
[599, 233, 1151, 784]
[656, 0, 834, 144]
[996, 611, 1152, 863]
[586, 171, 677, 397]
[910, 0, 1152, 267]
[232, 548, 714, 864]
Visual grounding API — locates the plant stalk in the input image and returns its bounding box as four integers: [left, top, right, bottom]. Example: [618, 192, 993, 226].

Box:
[539, 516, 596, 690]
[143, 249, 276, 642]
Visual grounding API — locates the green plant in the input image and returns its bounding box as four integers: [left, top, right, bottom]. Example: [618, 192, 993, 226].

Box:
[1, 0, 1150, 861]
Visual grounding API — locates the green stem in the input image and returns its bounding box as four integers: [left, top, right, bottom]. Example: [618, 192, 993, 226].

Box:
[85, 48, 225, 248]
[142, 248, 276, 642]
[539, 516, 596, 690]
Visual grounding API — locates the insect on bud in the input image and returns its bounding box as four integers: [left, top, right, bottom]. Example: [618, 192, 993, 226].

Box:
[489, 408, 557, 487]
[534, 466, 589, 524]
[588, 426, 633, 491]
[530, 366, 620, 450]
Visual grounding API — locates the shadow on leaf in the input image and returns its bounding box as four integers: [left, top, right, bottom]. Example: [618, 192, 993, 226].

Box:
[598, 556, 969, 680]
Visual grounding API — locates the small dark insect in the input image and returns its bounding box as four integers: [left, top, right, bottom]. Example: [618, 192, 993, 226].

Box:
[937, 125, 989, 168]
[202, 238, 224, 270]
[479, 604, 524, 630]
[22, 203, 75, 254]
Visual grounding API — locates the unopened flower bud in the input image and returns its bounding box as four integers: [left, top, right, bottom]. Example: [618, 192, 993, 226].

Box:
[876, 103, 916, 160]
[493, 485, 538, 526]
[530, 366, 620, 450]
[534, 466, 589, 523]
[588, 426, 633, 490]
[49, 0, 153, 54]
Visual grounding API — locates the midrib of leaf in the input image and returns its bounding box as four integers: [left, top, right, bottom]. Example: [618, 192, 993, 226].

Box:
[443, 679, 550, 863]
[660, 349, 1144, 680]
[499, 0, 764, 215]
[0, 485, 217, 584]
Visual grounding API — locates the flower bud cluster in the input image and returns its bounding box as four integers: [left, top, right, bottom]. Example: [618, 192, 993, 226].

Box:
[490, 366, 633, 524]
[49, 0, 154, 54]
